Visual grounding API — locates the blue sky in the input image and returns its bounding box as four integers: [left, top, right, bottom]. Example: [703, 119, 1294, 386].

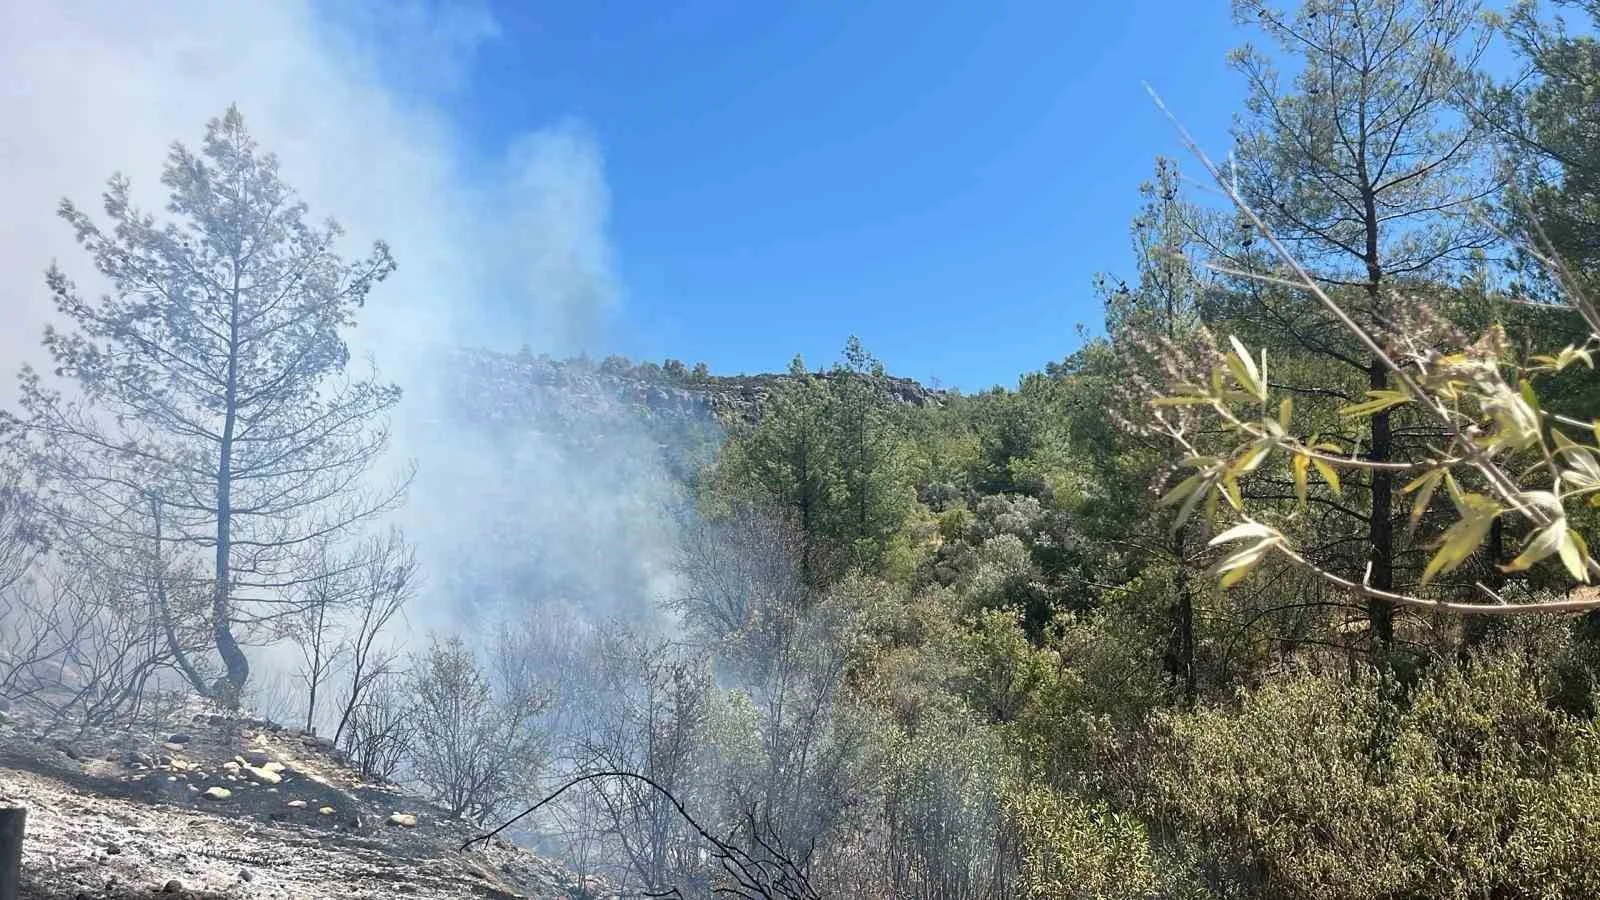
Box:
[409, 3, 1255, 391]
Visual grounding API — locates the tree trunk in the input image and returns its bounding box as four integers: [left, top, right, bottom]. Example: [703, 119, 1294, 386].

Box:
[1361, 168, 1395, 653]
[305, 605, 324, 733]
[213, 272, 249, 703]
[1368, 363, 1396, 651]
[150, 496, 210, 696]
[1165, 525, 1197, 706]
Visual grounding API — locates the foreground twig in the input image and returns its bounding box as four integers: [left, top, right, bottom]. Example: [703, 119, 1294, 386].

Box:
[460, 771, 820, 900]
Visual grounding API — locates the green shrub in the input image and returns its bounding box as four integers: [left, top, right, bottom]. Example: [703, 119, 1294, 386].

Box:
[1141, 641, 1600, 899]
[1011, 786, 1191, 900]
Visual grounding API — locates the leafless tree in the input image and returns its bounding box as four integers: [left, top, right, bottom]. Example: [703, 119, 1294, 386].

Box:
[560, 632, 716, 893]
[466, 771, 821, 900]
[673, 505, 812, 653]
[282, 528, 414, 736]
[1, 564, 192, 733]
[342, 670, 413, 782]
[405, 635, 546, 824]
[0, 469, 44, 597]
[330, 528, 414, 745]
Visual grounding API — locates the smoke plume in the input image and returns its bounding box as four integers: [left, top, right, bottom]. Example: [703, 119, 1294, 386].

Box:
[0, 1, 673, 641]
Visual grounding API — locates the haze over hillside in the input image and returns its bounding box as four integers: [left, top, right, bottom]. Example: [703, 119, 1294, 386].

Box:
[6, 1, 1600, 899]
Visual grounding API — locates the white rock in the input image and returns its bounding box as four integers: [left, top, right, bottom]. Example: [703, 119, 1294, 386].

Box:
[244, 765, 281, 785]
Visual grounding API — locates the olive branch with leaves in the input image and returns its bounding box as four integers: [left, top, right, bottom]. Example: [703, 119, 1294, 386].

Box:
[1144, 87, 1600, 616]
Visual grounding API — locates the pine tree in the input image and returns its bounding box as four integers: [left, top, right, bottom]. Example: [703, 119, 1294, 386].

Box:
[7, 106, 406, 701]
[1224, 0, 1492, 649]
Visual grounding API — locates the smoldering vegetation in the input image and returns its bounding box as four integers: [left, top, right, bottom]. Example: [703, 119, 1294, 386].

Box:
[0, 108, 1009, 898]
[16, 0, 1600, 898]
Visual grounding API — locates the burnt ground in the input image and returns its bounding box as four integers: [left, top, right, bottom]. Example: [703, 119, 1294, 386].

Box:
[0, 702, 608, 899]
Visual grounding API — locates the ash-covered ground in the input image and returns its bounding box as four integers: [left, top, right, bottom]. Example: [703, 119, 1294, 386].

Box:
[0, 700, 608, 899]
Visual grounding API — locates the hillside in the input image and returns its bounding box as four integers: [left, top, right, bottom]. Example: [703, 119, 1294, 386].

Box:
[442, 348, 943, 432]
[0, 700, 604, 900]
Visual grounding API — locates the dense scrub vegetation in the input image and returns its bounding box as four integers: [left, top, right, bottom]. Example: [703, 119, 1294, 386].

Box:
[7, 0, 1600, 897]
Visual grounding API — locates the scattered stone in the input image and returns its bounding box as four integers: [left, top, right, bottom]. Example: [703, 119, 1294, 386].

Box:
[167, 732, 191, 744]
[387, 812, 418, 828]
[243, 749, 271, 766]
[203, 786, 232, 800]
[167, 776, 178, 782]
[163, 879, 185, 894]
[287, 799, 306, 809]
[244, 765, 281, 785]
[161, 742, 184, 753]
[239, 868, 252, 882]
[105, 843, 121, 855]
[262, 761, 287, 774]
[318, 806, 335, 816]
[222, 760, 240, 773]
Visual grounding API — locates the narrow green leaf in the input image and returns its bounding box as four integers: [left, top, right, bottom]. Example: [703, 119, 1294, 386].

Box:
[1339, 389, 1410, 418]
[1292, 452, 1309, 510]
[1310, 457, 1342, 496]
[1422, 493, 1501, 585]
[1502, 520, 1566, 574]
[1226, 336, 1266, 401]
[1559, 529, 1590, 583]
[1171, 474, 1211, 533]
[1158, 472, 1204, 508]
[1220, 474, 1244, 511]
[1231, 440, 1271, 476]
[1210, 521, 1277, 546]
[1402, 468, 1444, 532]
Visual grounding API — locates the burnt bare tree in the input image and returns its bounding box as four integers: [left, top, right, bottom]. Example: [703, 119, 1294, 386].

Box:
[342, 670, 413, 782]
[330, 529, 413, 746]
[406, 635, 546, 823]
[673, 504, 812, 667]
[285, 527, 414, 736]
[466, 771, 822, 900]
[3, 106, 408, 703]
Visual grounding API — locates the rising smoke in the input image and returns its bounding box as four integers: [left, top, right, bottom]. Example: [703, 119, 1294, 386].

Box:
[0, 0, 682, 642]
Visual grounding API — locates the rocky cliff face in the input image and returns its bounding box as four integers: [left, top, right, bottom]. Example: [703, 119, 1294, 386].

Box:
[439, 348, 944, 432]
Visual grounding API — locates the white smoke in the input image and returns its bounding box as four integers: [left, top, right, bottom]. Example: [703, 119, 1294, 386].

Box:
[0, 1, 671, 642]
